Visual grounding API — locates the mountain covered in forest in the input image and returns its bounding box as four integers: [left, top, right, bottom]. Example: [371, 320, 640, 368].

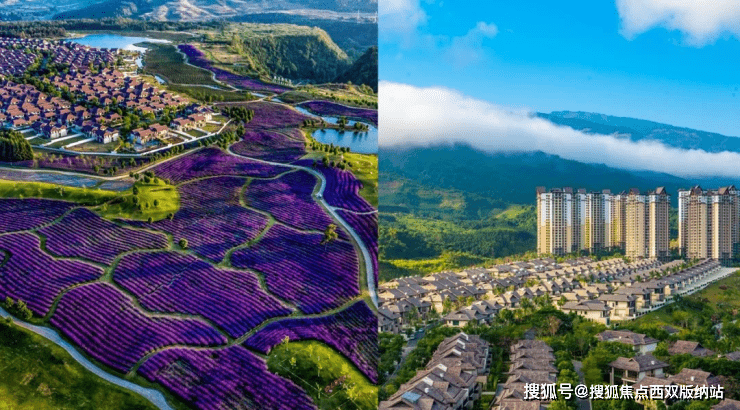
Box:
[334, 46, 377, 91]
[538, 110, 740, 153]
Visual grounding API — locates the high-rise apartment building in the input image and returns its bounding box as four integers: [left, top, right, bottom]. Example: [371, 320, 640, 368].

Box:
[679, 186, 739, 264]
[537, 187, 669, 260]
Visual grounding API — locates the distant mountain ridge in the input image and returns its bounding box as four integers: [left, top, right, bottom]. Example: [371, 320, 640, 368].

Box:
[537, 110, 740, 154]
[53, 0, 376, 22]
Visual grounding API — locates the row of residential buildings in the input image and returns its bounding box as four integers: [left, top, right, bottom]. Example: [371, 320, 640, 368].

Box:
[536, 187, 671, 259]
[678, 186, 740, 263]
[537, 185, 740, 264]
[379, 257, 730, 333]
[496, 339, 555, 410]
[378, 257, 664, 334]
[380, 333, 491, 410]
[0, 37, 118, 77]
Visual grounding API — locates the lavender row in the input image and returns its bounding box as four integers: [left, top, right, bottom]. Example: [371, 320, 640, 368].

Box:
[127, 177, 269, 263]
[152, 147, 289, 184]
[178, 45, 291, 94]
[295, 160, 374, 213]
[244, 300, 379, 382]
[337, 210, 379, 286]
[50, 283, 227, 373]
[0, 198, 72, 233]
[40, 208, 168, 264]
[297, 101, 378, 126]
[230, 130, 305, 163]
[0, 232, 103, 316]
[230, 224, 359, 314]
[244, 171, 335, 232]
[114, 252, 293, 339]
[220, 101, 311, 130]
[138, 346, 316, 410]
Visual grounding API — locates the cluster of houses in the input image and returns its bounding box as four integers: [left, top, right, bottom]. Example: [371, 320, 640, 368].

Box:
[0, 37, 121, 79]
[51, 41, 118, 69]
[496, 339, 556, 410]
[380, 333, 491, 410]
[599, 329, 734, 406]
[378, 257, 696, 334]
[560, 259, 726, 324]
[45, 69, 190, 118]
[132, 107, 213, 144]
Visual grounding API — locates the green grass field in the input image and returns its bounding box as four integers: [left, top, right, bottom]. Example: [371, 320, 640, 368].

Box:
[95, 179, 180, 222]
[0, 179, 179, 222]
[166, 84, 255, 103]
[0, 318, 157, 410]
[267, 340, 377, 410]
[141, 43, 223, 87]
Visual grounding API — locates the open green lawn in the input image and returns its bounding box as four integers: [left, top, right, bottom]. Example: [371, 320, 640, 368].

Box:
[0, 180, 118, 205]
[166, 84, 255, 103]
[625, 270, 740, 330]
[0, 318, 157, 410]
[267, 340, 377, 410]
[685, 270, 740, 310]
[0, 178, 179, 222]
[186, 129, 207, 138]
[141, 43, 223, 87]
[95, 179, 180, 222]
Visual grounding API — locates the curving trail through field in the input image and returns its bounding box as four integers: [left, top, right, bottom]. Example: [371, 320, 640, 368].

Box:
[0, 306, 175, 410]
[225, 146, 378, 307]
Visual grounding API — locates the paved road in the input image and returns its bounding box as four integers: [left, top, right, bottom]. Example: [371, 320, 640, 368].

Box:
[226, 147, 378, 306]
[573, 360, 592, 410]
[0, 307, 174, 410]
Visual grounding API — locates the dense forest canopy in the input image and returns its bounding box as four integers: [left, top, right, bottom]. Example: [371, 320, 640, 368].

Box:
[0, 129, 34, 162]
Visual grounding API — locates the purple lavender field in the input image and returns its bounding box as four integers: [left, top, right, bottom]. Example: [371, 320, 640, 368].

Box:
[178, 44, 291, 94]
[294, 160, 374, 213]
[221, 101, 312, 130]
[337, 210, 378, 286]
[244, 300, 379, 382]
[243, 171, 335, 232]
[40, 208, 168, 264]
[297, 101, 378, 126]
[139, 346, 317, 410]
[0, 198, 72, 233]
[50, 283, 227, 373]
[152, 147, 289, 184]
[114, 251, 293, 338]
[230, 130, 305, 163]
[127, 177, 269, 263]
[231, 224, 360, 314]
[0, 232, 103, 316]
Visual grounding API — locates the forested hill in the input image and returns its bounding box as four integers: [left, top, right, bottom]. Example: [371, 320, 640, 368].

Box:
[538, 111, 740, 154]
[334, 46, 378, 91]
[378, 144, 693, 281]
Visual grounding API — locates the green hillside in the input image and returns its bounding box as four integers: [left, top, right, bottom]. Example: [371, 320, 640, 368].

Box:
[379, 144, 691, 281]
[334, 46, 378, 91]
[200, 23, 351, 83]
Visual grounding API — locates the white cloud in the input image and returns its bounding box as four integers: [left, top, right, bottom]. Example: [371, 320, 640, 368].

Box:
[380, 81, 740, 178]
[447, 22, 499, 66]
[616, 0, 740, 45]
[379, 0, 428, 44]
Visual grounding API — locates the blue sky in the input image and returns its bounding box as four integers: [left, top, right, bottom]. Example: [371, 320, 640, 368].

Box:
[379, 0, 740, 136]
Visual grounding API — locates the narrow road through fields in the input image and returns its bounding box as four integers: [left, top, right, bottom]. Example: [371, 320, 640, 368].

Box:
[225, 147, 378, 307]
[0, 307, 175, 410]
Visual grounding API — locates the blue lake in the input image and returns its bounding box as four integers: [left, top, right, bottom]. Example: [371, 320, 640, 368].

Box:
[294, 106, 378, 154]
[66, 34, 170, 53]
